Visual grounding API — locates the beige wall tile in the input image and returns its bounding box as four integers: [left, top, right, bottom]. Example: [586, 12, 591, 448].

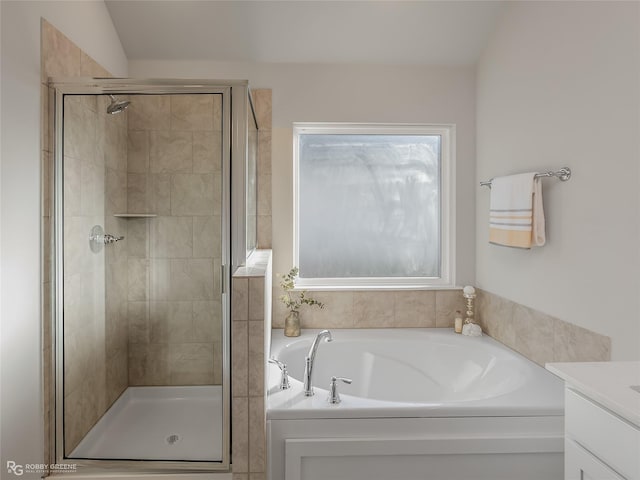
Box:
[105, 168, 127, 215]
[127, 131, 149, 173]
[63, 155, 81, 216]
[249, 474, 266, 480]
[257, 174, 271, 217]
[477, 289, 515, 346]
[233, 475, 248, 480]
[79, 51, 111, 77]
[150, 174, 172, 215]
[41, 19, 81, 83]
[257, 215, 271, 249]
[105, 347, 127, 408]
[193, 131, 222, 173]
[104, 121, 127, 172]
[150, 216, 193, 258]
[169, 259, 215, 301]
[149, 259, 170, 301]
[435, 290, 465, 328]
[249, 396, 266, 473]
[126, 218, 149, 258]
[171, 173, 218, 216]
[308, 291, 355, 329]
[127, 258, 148, 301]
[193, 216, 221, 258]
[232, 397, 249, 473]
[248, 321, 264, 396]
[233, 278, 249, 321]
[553, 319, 611, 362]
[257, 130, 271, 176]
[128, 343, 169, 385]
[513, 303, 555, 366]
[193, 301, 221, 342]
[171, 94, 215, 131]
[252, 89, 272, 131]
[353, 292, 395, 328]
[232, 321, 249, 397]
[249, 278, 265, 321]
[128, 95, 171, 131]
[394, 291, 436, 327]
[128, 301, 149, 344]
[63, 98, 96, 163]
[149, 131, 192, 173]
[169, 343, 214, 384]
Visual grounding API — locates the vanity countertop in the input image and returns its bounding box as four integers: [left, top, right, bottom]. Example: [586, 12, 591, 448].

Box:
[546, 361, 640, 428]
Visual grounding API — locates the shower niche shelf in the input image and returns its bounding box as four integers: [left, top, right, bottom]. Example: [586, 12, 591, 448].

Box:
[113, 213, 157, 218]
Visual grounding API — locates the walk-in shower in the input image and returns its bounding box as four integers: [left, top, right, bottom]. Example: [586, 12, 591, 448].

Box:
[47, 79, 258, 473]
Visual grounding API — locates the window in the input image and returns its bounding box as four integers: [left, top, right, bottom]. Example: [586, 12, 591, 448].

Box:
[294, 123, 455, 289]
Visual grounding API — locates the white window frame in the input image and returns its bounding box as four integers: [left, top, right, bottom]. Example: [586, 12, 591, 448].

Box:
[293, 122, 456, 290]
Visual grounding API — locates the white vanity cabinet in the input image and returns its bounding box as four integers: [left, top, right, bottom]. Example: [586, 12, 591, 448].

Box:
[547, 362, 640, 480]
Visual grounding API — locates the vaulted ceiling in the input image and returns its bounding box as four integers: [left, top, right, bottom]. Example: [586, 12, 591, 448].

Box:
[105, 1, 506, 65]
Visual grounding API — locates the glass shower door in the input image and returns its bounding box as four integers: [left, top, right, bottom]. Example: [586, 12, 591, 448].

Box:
[60, 91, 227, 463]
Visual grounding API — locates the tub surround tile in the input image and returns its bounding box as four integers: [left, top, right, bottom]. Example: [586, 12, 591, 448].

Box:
[435, 290, 465, 328]
[248, 321, 265, 396]
[307, 291, 355, 329]
[553, 319, 611, 362]
[257, 174, 272, 216]
[394, 291, 436, 327]
[513, 303, 555, 366]
[249, 396, 266, 473]
[232, 397, 249, 473]
[353, 291, 395, 328]
[252, 90, 272, 131]
[232, 321, 249, 397]
[249, 278, 265, 321]
[257, 215, 272, 249]
[257, 130, 272, 175]
[233, 278, 249, 321]
[477, 289, 611, 365]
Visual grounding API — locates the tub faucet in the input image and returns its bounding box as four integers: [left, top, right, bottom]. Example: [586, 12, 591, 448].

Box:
[303, 329, 333, 396]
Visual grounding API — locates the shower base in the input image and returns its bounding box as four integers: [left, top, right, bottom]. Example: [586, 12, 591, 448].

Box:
[71, 385, 223, 461]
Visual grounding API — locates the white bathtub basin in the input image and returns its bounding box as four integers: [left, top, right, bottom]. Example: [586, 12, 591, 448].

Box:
[268, 328, 564, 419]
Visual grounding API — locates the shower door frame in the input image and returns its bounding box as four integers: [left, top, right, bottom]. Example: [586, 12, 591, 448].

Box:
[48, 78, 246, 473]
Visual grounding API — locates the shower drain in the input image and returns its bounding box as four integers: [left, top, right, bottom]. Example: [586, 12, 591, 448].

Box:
[166, 434, 181, 445]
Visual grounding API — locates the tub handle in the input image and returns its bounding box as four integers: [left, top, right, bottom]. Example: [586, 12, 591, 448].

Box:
[328, 376, 352, 405]
[269, 358, 291, 390]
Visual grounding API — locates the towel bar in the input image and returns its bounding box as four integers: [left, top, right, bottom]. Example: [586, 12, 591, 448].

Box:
[480, 167, 571, 188]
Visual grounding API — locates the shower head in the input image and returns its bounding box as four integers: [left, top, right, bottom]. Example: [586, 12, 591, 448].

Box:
[106, 95, 130, 115]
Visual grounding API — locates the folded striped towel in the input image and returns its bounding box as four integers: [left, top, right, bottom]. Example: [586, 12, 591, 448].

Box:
[489, 173, 546, 249]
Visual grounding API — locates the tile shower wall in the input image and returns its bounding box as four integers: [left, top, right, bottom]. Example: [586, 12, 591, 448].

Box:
[40, 20, 127, 454]
[125, 94, 223, 386]
[253, 89, 272, 249]
[61, 92, 129, 453]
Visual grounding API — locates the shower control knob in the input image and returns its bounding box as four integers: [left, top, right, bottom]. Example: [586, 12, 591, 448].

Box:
[103, 234, 125, 244]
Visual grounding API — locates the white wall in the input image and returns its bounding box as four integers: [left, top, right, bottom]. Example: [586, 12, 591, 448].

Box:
[0, 1, 126, 474]
[476, 2, 640, 359]
[130, 60, 477, 287]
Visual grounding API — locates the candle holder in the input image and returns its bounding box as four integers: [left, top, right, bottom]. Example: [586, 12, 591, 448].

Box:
[463, 291, 476, 325]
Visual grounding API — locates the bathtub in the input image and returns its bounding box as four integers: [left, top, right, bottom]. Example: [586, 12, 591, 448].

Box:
[267, 328, 565, 480]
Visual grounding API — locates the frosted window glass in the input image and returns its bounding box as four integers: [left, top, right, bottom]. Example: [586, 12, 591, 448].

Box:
[299, 134, 440, 278]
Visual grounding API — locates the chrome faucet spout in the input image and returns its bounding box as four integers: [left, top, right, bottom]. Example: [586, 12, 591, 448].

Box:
[303, 330, 332, 396]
